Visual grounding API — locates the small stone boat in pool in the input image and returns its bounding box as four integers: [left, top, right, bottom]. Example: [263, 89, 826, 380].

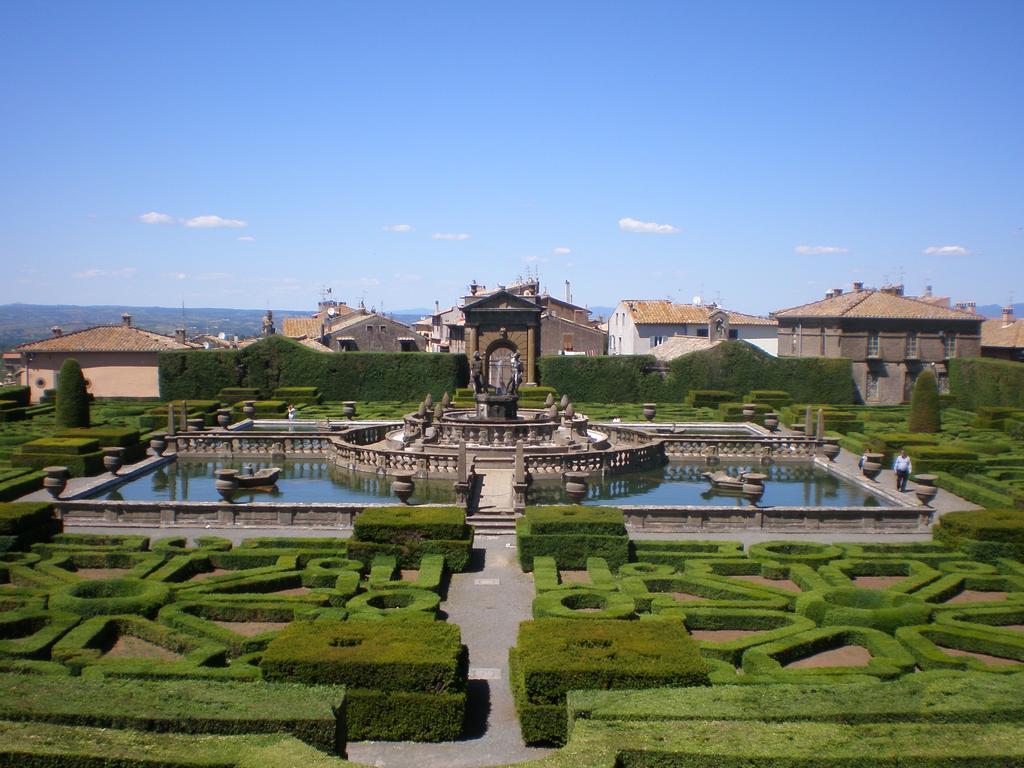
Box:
[236, 466, 281, 489]
[701, 470, 766, 497]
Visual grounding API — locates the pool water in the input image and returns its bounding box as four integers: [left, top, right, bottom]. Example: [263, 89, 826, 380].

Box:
[93, 459, 456, 505]
[529, 461, 890, 507]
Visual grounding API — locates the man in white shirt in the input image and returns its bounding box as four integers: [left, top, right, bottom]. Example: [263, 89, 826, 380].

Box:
[893, 449, 912, 492]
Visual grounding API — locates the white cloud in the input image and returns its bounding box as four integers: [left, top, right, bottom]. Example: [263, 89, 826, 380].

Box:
[138, 211, 174, 224]
[73, 269, 104, 279]
[161, 272, 189, 281]
[924, 245, 968, 256]
[393, 273, 422, 283]
[110, 267, 137, 277]
[237, 235, 255, 242]
[618, 217, 680, 234]
[359, 277, 382, 287]
[794, 245, 849, 255]
[552, 247, 572, 255]
[383, 224, 413, 232]
[432, 232, 471, 241]
[183, 215, 247, 229]
[198, 272, 231, 281]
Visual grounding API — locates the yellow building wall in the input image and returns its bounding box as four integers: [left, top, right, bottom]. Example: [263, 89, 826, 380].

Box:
[22, 351, 161, 400]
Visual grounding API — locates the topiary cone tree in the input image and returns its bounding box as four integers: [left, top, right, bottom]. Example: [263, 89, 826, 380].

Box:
[55, 358, 90, 429]
[908, 368, 940, 433]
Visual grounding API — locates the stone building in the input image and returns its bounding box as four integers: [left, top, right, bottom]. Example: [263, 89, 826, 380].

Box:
[280, 295, 425, 352]
[773, 283, 983, 404]
[981, 306, 1024, 362]
[16, 314, 197, 400]
[607, 300, 777, 356]
[428, 279, 606, 358]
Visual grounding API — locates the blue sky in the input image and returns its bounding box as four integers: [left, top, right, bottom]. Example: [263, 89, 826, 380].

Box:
[1, 1, 1021, 316]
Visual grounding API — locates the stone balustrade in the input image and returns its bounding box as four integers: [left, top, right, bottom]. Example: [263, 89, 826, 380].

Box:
[55, 499, 375, 529]
[620, 504, 932, 532]
[170, 433, 333, 457]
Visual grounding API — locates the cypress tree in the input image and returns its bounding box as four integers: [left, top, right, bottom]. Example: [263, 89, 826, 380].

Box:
[55, 358, 90, 429]
[908, 368, 941, 433]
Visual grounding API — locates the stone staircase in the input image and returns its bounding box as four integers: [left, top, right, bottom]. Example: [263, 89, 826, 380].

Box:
[467, 512, 519, 536]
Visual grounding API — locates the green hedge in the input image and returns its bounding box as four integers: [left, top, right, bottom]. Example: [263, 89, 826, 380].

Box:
[794, 587, 933, 633]
[896, 623, 1024, 672]
[0, 720, 352, 768]
[353, 506, 468, 543]
[260, 619, 466, 741]
[510, 618, 709, 744]
[949, 357, 1024, 409]
[909, 369, 941, 432]
[0, 385, 31, 407]
[685, 389, 737, 408]
[0, 674, 346, 754]
[912, 446, 981, 476]
[532, 589, 637, 620]
[0, 503, 55, 550]
[741, 626, 916, 681]
[159, 335, 469, 401]
[538, 342, 855, 404]
[273, 386, 321, 405]
[54, 359, 89, 429]
[935, 509, 1024, 547]
[0, 609, 79, 659]
[567, 671, 1024, 726]
[49, 577, 171, 618]
[18, 438, 99, 456]
[516, 518, 629, 572]
[523, 505, 626, 536]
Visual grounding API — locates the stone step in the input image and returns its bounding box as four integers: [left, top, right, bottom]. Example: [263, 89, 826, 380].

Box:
[468, 514, 519, 535]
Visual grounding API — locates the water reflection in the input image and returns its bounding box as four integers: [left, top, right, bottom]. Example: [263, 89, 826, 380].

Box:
[531, 461, 885, 507]
[95, 459, 455, 505]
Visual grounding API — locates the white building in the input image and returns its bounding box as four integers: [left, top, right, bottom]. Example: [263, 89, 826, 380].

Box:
[607, 300, 778, 356]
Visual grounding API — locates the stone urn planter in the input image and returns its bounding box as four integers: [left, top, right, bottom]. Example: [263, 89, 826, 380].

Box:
[102, 447, 125, 475]
[187, 417, 205, 432]
[563, 471, 590, 504]
[42, 466, 69, 499]
[342, 401, 357, 419]
[214, 469, 239, 503]
[791, 424, 806, 435]
[742, 472, 767, 499]
[149, 436, 167, 456]
[914, 474, 939, 506]
[861, 453, 884, 480]
[242, 401, 257, 419]
[742, 403, 757, 420]
[391, 470, 416, 505]
[821, 440, 841, 462]
[216, 408, 232, 428]
[642, 403, 657, 422]
[764, 413, 779, 432]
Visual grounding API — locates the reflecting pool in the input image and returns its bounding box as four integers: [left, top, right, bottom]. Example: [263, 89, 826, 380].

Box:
[92, 459, 455, 505]
[529, 461, 891, 507]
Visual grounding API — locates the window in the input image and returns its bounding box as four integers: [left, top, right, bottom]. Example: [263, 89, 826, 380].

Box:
[728, 329, 738, 340]
[380, 325, 387, 332]
[563, 333, 574, 351]
[819, 329, 826, 356]
[697, 328, 709, 338]
[366, 325, 374, 332]
[944, 333, 957, 358]
[609, 336, 615, 352]
[866, 372, 880, 401]
[791, 324, 800, 354]
[903, 372, 917, 402]
[906, 331, 919, 358]
[651, 335, 666, 347]
[937, 373, 951, 394]
[867, 331, 880, 357]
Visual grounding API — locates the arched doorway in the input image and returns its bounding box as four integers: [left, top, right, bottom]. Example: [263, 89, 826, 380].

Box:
[485, 340, 517, 392]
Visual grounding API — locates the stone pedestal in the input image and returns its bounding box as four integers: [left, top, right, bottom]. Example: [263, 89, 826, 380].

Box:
[475, 393, 518, 421]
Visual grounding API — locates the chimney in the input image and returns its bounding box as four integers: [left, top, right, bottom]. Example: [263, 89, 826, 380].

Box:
[833, 287, 843, 296]
[966, 301, 976, 313]
[50, 325, 62, 337]
[825, 290, 835, 299]
[924, 285, 933, 297]
[565, 280, 572, 304]
[434, 300, 440, 315]
[1003, 306, 1014, 324]
[174, 328, 186, 344]
[852, 281, 864, 292]
[121, 313, 132, 327]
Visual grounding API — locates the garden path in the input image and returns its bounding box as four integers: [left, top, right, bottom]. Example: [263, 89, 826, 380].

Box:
[346, 536, 553, 768]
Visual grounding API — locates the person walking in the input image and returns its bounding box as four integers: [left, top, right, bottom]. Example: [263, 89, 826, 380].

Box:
[893, 449, 912, 492]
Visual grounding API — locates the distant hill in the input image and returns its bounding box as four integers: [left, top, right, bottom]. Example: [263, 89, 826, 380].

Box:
[976, 303, 1023, 319]
[0, 304, 311, 350]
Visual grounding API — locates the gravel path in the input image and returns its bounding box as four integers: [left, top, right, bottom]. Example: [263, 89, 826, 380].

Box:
[347, 536, 553, 768]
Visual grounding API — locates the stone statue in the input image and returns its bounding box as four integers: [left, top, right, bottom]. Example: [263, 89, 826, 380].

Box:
[470, 351, 485, 395]
[507, 351, 524, 396]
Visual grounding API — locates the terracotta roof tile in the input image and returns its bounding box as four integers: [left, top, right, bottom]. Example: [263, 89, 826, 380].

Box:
[650, 336, 721, 361]
[622, 300, 775, 326]
[17, 325, 196, 353]
[981, 318, 1024, 349]
[282, 317, 323, 338]
[773, 290, 982, 321]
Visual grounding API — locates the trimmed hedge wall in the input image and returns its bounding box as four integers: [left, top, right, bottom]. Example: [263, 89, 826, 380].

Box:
[538, 342, 855, 404]
[260, 619, 466, 741]
[353, 506, 468, 543]
[159, 335, 468, 401]
[510, 618, 709, 744]
[0, 674, 346, 754]
[0, 503, 55, 551]
[949, 357, 1024, 409]
[54, 359, 89, 429]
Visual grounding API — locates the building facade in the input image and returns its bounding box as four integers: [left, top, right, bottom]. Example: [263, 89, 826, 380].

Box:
[16, 314, 196, 400]
[607, 300, 777, 356]
[981, 307, 1024, 362]
[773, 284, 983, 404]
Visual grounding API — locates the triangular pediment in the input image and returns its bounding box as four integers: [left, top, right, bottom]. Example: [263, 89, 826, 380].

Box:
[463, 290, 541, 312]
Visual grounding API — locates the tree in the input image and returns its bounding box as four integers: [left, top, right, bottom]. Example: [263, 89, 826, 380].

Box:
[55, 358, 90, 429]
[908, 368, 940, 433]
